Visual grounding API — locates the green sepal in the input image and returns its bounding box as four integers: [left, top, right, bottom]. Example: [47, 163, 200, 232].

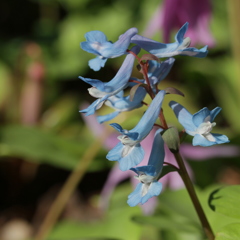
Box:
[162, 127, 180, 153]
[157, 165, 178, 180]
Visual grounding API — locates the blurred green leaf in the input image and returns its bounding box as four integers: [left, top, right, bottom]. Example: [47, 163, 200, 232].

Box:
[49, 183, 142, 240]
[209, 185, 240, 220]
[215, 223, 240, 240]
[0, 125, 85, 169]
[132, 215, 199, 233]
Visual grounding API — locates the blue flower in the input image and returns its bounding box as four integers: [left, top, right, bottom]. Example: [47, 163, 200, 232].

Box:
[147, 58, 175, 92]
[106, 90, 166, 171]
[128, 129, 164, 207]
[131, 22, 208, 58]
[169, 101, 230, 146]
[97, 87, 147, 123]
[81, 28, 138, 71]
[79, 46, 140, 116]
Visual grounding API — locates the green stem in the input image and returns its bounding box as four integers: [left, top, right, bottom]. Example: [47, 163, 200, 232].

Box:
[173, 151, 215, 240]
[34, 126, 114, 240]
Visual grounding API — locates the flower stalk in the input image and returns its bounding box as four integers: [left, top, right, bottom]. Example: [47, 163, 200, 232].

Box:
[173, 151, 215, 240]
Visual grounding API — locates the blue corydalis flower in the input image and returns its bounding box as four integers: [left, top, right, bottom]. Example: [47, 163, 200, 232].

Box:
[80, 46, 140, 116]
[97, 87, 147, 123]
[169, 101, 229, 146]
[131, 22, 208, 58]
[81, 28, 138, 71]
[106, 90, 166, 171]
[147, 58, 175, 92]
[128, 129, 164, 207]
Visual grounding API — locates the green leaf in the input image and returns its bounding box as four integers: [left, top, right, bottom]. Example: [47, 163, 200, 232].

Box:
[216, 223, 240, 240]
[209, 185, 240, 220]
[132, 215, 199, 233]
[0, 125, 86, 169]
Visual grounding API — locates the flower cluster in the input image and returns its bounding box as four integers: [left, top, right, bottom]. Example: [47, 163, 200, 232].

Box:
[79, 23, 229, 207]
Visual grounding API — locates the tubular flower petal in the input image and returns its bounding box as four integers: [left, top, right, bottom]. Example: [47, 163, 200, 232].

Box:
[97, 87, 147, 123]
[128, 129, 164, 206]
[79, 46, 140, 116]
[169, 101, 230, 146]
[81, 28, 138, 71]
[106, 90, 166, 171]
[131, 23, 208, 58]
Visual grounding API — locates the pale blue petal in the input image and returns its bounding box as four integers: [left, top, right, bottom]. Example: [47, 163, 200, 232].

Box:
[105, 46, 140, 91]
[192, 107, 210, 127]
[97, 111, 120, 124]
[113, 28, 138, 50]
[193, 133, 229, 147]
[80, 97, 107, 116]
[127, 183, 142, 207]
[88, 57, 107, 71]
[118, 143, 144, 171]
[106, 142, 124, 161]
[80, 42, 100, 55]
[110, 123, 139, 140]
[101, 28, 138, 58]
[148, 58, 175, 86]
[84, 30, 108, 43]
[131, 35, 168, 54]
[148, 129, 165, 176]
[175, 22, 188, 42]
[141, 181, 162, 204]
[210, 107, 221, 122]
[179, 46, 208, 58]
[132, 90, 166, 140]
[192, 134, 214, 146]
[169, 101, 196, 133]
[109, 123, 125, 134]
[212, 133, 230, 144]
[131, 165, 156, 176]
[131, 23, 208, 59]
[78, 76, 105, 91]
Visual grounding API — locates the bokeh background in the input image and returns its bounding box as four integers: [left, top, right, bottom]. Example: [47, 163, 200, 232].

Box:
[0, 0, 240, 239]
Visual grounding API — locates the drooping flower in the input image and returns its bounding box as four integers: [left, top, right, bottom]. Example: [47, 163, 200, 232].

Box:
[97, 87, 147, 123]
[147, 58, 175, 92]
[80, 28, 138, 71]
[169, 101, 229, 146]
[79, 46, 140, 116]
[106, 90, 166, 171]
[143, 0, 215, 47]
[127, 129, 164, 207]
[131, 23, 208, 58]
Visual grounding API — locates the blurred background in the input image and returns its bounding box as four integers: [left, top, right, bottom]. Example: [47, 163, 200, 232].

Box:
[0, 0, 239, 239]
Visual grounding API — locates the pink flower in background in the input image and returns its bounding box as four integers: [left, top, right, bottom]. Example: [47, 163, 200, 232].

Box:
[81, 108, 239, 214]
[144, 0, 215, 47]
